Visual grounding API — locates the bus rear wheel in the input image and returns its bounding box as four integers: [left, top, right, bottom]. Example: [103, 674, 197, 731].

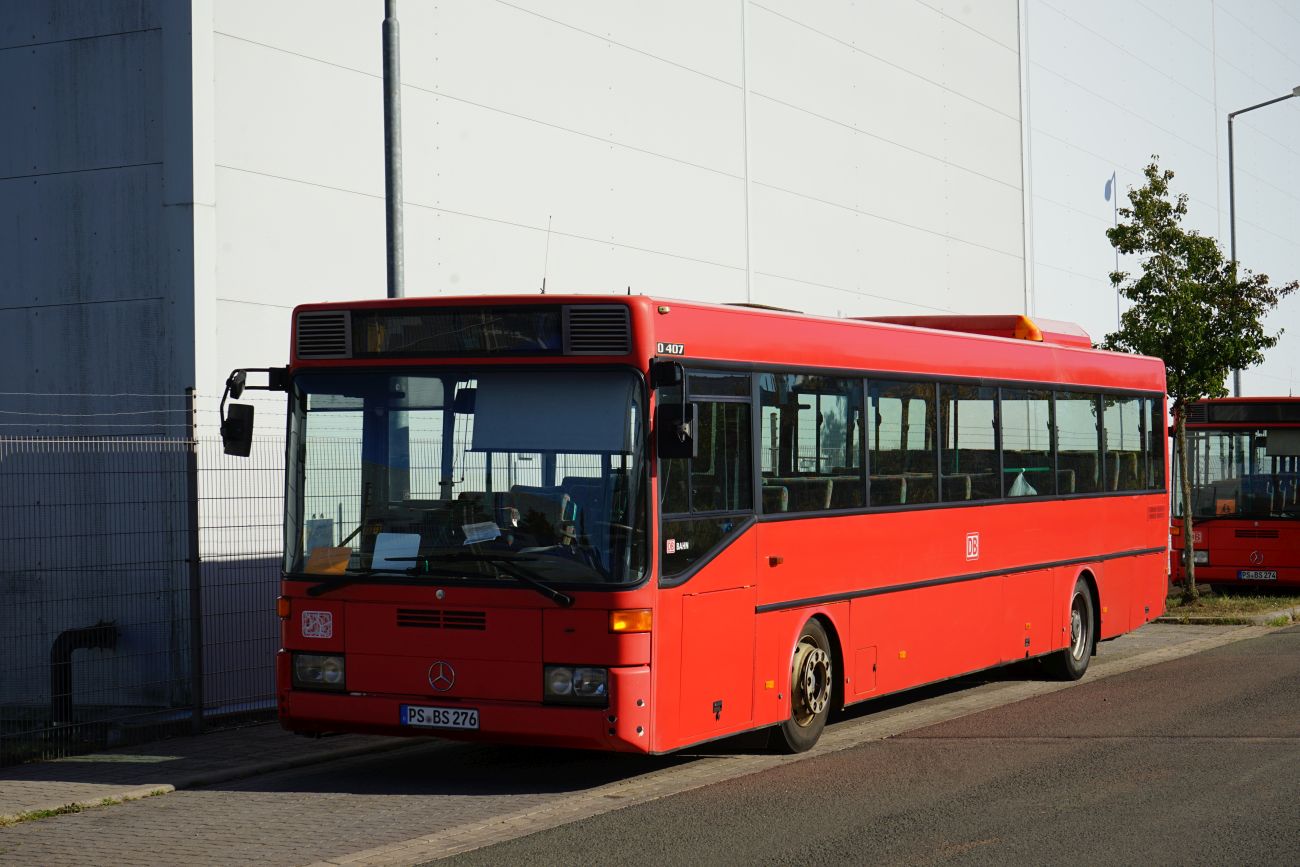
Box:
[775, 619, 833, 753]
[1044, 577, 1094, 681]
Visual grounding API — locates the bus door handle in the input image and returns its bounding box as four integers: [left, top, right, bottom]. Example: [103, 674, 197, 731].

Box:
[768, 555, 784, 567]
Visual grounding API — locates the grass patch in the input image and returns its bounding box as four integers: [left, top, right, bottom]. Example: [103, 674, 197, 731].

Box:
[0, 788, 168, 828]
[1166, 588, 1300, 621]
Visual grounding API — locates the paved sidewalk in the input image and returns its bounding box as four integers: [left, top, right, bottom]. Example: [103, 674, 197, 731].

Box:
[0, 722, 417, 824]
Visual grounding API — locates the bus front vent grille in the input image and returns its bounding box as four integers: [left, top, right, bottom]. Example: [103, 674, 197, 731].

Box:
[1235, 529, 1280, 539]
[563, 305, 631, 355]
[296, 311, 353, 359]
[396, 608, 487, 630]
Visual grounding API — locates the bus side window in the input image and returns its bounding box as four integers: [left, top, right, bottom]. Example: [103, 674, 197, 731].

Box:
[660, 390, 753, 582]
[1144, 397, 1166, 490]
[1057, 391, 1103, 494]
[1001, 388, 1054, 498]
[869, 380, 937, 505]
[940, 384, 998, 501]
[1104, 395, 1144, 491]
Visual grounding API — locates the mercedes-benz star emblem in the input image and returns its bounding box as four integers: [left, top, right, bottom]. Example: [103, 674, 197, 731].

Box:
[428, 661, 455, 692]
[1250, 550, 1265, 566]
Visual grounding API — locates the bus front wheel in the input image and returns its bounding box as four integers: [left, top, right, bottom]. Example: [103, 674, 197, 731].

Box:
[1044, 577, 1094, 681]
[775, 619, 833, 753]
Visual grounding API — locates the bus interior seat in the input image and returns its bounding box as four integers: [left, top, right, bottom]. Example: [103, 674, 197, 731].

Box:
[1058, 452, 1100, 490]
[869, 475, 906, 506]
[902, 474, 937, 503]
[762, 485, 789, 513]
[940, 473, 972, 501]
[508, 485, 575, 529]
[828, 475, 865, 509]
[765, 477, 832, 511]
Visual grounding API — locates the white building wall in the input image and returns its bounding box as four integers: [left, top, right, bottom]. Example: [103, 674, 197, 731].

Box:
[1026, 0, 1300, 395]
[202, 0, 1027, 395]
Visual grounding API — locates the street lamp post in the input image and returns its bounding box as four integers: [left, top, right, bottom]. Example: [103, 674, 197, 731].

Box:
[1227, 85, 1300, 396]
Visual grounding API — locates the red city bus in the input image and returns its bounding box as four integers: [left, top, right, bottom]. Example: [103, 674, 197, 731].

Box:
[1172, 397, 1300, 588]
[220, 295, 1168, 754]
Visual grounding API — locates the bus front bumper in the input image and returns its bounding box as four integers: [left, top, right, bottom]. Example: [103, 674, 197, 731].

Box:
[279, 665, 652, 753]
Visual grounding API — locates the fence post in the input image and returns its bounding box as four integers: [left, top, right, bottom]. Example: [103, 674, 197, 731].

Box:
[186, 387, 205, 734]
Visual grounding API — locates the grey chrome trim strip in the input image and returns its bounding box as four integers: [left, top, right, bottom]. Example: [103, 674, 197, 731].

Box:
[754, 545, 1167, 613]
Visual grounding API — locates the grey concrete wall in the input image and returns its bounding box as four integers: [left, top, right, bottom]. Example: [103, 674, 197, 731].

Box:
[0, 1, 194, 413]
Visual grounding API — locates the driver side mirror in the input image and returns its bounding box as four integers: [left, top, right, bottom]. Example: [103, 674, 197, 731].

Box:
[221, 403, 255, 457]
[656, 402, 698, 460]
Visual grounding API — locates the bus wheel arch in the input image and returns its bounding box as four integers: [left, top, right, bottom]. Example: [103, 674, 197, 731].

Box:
[775, 615, 838, 753]
[1078, 569, 1101, 656]
[1045, 570, 1098, 681]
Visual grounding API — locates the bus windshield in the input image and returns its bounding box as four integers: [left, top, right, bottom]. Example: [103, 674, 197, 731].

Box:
[1178, 429, 1300, 520]
[286, 368, 648, 587]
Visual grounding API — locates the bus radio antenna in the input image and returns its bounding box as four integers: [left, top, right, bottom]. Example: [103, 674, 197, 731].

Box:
[540, 214, 553, 294]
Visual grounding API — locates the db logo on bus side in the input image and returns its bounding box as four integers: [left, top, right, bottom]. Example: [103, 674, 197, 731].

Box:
[656, 342, 685, 355]
[965, 532, 980, 561]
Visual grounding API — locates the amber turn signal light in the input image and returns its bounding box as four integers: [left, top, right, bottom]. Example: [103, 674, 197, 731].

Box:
[276, 596, 291, 619]
[610, 609, 652, 633]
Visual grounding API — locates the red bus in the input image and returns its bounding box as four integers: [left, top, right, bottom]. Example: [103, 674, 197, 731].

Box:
[221, 296, 1168, 754]
[1173, 397, 1300, 588]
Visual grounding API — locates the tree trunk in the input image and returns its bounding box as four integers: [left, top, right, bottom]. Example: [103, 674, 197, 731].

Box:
[1175, 404, 1198, 601]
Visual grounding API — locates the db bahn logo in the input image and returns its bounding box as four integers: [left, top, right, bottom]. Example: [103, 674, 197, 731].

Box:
[427, 661, 456, 692]
[1250, 550, 1265, 566]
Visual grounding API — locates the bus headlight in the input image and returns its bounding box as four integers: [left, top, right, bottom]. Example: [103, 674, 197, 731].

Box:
[543, 665, 608, 706]
[1193, 550, 1208, 565]
[293, 653, 346, 691]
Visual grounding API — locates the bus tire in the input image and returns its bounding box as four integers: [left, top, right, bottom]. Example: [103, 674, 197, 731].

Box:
[1045, 577, 1094, 681]
[775, 619, 834, 753]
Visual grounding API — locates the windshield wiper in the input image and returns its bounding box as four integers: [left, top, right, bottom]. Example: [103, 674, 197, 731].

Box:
[305, 565, 480, 597]
[417, 552, 575, 607]
[303, 552, 575, 606]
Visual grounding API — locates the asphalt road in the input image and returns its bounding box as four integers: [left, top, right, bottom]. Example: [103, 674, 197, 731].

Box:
[1, 624, 1292, 866]
[443, 625, 1300, 867]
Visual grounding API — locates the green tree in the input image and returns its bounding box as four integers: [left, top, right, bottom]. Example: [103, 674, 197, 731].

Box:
[1102, 158, 1297, 600]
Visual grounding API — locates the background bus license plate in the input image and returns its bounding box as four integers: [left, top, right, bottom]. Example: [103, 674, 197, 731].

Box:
[401, 705, 479, 729]
[1238, 570, 1277, 581]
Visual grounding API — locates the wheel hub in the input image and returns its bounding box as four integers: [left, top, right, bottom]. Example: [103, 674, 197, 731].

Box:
[791, 643, 831, 723]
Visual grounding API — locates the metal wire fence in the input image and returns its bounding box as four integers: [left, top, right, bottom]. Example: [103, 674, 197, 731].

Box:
[0, 391, 287, 765]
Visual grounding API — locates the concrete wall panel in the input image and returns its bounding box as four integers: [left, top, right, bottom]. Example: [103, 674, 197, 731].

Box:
[0, 0, 158, 49]
[0, 28, 161, 176]
[0, 166, 163, 305]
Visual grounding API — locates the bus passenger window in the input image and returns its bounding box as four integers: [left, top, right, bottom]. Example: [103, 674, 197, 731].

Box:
[868, 380, 937, 505]
[1056, 391, 1103, 494]
[759, 374, 864, 512]
[1104, 395, 1144, 491]
[1144, 398, 1165, 489]
[940, 384, 998, 501]
[1001, 388, 1054, 497]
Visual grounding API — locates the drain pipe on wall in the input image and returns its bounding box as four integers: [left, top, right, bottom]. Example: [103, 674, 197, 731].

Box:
[50, 621, 119, 729]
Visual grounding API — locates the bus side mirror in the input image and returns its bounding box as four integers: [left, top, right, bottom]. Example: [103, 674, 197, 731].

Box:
[221, 403, 255, 457]
[656, 402, 698, 460]
[650, 359, 683, 389]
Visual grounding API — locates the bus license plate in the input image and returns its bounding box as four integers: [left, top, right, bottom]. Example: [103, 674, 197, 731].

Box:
[401, 705, 479, 730]
[1238, 570, 1277, 581]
